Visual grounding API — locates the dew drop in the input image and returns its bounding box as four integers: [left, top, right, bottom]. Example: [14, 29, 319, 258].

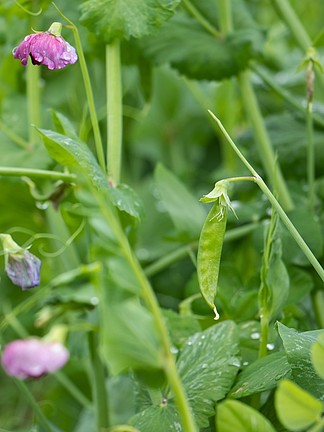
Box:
[90, 296, 99, 305]
[170, 346, 179, 354]
[251, 332, 260, 340]
[36, 201, 49, 210]
[267, 343, 275, 351]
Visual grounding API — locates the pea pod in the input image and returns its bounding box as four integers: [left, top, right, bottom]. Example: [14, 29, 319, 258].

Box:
[197, 201, 227, 320]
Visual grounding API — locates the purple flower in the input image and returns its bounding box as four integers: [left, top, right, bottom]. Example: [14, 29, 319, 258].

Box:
[2, 339, 69, 379]
[13, 22, 77, 70]
[0, 234, 41, 290]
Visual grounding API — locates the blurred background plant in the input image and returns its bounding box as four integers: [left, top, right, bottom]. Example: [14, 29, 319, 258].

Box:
[0, 0, 323, 431]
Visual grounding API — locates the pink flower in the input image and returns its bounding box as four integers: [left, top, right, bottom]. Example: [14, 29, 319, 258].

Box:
[2, 339, 69, 379]
[13, 22, 77, 70]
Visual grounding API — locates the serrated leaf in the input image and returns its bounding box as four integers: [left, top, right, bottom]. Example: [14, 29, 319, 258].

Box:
[311, 333, 324, 380]
[217, 399, 276, 432]
[155, 163, 205, 239]
[230, 351, 291, 398]
[79, 0, 181, 43]
[277, 322, 324, 400]
[129, 403, 181, 432]
[140, 14, 263, 81]
[275, 379, 323, 431]
[177, 321, 239, 427]
[99, 296, 163, 375]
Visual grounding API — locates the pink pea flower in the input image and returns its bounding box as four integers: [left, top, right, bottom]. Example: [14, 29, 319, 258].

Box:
[2, 339, 69, 379]
[13, 22, 77, 70]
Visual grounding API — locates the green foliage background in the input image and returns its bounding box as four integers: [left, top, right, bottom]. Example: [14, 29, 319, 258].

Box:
[0, 0, 323, 431]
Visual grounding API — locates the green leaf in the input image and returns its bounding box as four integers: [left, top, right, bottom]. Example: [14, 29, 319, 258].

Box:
[154, 163, 205, 239]
[217, 399, 276, 432]
[38, 128, 108, 188]
[285, 266, 314, 305]
[275, 379, 323, 431]
[162, 309, 201, 348]
[129, 403, 181, 432]
[99, 296, 163, 375]
[311, 333, 324, 380]
[230, 351, 291, 398]
[277, 322, 324, 400]
[177, 321, 239, 427]
[50, 110, 79, 141]
[38, 128, 143, 220]
[267, 238, 290, 318]
[140, 14, 263, 81]
[79, 0, 181, 43]
[281, 208, 323, 266]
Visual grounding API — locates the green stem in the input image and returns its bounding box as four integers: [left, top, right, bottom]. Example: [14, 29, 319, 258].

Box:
[312, 291, 324, 328]
[92, 188, 197, 432]
[258, 313, 269, 359]
[218, 0, 233, 33]
[26, 58, 41, 147]
[209, 111, 324, 282]
[54, 371, 93, 409]
[14, 379, 54, 432]
[270, 0, 311, 49]
[237, 71, 294, 211]
[51, 2, 106, 173]
[252, 65, 324, 127]
[182, 0, 220, 37]
[88, 332, 109, 430]
[106, 41, 123, 183]
[0, 120, 29, 149]
[270, 0, 324, 92]
[306, 103, 315, 210]
[0, 167, 75, 182]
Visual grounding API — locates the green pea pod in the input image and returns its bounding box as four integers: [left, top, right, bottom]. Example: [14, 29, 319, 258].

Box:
[197, 201, 227, 320]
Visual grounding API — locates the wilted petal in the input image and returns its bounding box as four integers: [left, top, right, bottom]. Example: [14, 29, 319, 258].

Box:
[2, 339, 69, 379]
[13, 24, 78, 70]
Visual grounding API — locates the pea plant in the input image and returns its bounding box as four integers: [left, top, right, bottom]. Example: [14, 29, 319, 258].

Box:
[0, 1, 324, 431]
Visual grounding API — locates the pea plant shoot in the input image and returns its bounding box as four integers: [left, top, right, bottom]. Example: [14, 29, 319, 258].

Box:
[0, 1, 324, 431]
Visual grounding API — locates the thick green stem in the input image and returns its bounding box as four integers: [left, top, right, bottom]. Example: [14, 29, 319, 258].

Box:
[92, 188, 197, 432]
[27, 58, 41, 147]
[52, 3, 105, 173]
[14, 379, 54, 432]
[259, 313, 269, 359]
[307, 104, 315, 210]
[218, 0, 233, 33]
[0, 167, 75, 182]
[209, 112, 324, 282]
[106, 41, 123, 183]
[88, 332, 109, 430]
[237, 71, 294, 211]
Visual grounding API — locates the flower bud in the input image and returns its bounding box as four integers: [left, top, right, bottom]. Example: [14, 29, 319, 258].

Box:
[0, 234, 41, 290]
